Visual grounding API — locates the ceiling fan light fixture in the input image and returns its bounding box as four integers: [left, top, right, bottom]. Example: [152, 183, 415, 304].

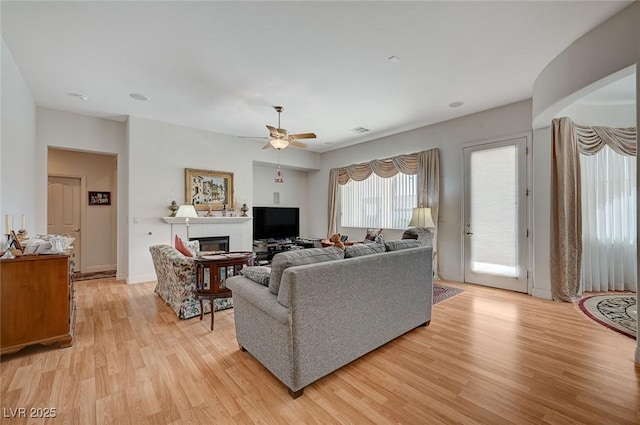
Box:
[270, 138, 289, 150]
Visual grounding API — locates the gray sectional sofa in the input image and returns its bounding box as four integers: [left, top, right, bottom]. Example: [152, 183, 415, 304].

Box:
[226, 242, 433, 398]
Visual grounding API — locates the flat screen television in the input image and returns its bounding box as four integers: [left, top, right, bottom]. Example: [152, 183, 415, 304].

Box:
[253, 207, 300, 241]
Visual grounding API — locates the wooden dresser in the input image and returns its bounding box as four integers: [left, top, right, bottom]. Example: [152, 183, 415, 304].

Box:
[0, 254, 75, 355]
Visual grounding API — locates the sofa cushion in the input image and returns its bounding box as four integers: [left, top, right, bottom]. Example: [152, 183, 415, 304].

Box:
[269, 246, 344, 295]
[384, 239, 422, 251]
[345, 243, 386, 258]
[240, 266, 271, 287]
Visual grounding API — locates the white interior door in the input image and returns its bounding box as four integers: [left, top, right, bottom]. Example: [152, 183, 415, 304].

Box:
[463, 137, 528, 292]
[48, 176, 81, 273]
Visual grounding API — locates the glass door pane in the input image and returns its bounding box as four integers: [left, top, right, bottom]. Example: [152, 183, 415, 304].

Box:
[463, 137, 528, 293]
[470, 145, 518, 277]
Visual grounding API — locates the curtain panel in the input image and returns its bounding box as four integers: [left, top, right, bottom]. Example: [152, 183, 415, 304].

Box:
[551, 117, 637, 301]
[327, 148, 440, 274]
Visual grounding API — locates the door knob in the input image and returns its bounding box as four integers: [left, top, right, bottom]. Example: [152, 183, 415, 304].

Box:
[465, 231, 474, 235]
[74, 228, 80, 232]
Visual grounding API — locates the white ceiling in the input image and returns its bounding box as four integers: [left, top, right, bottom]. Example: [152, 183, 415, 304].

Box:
[1, 1, 634, 153]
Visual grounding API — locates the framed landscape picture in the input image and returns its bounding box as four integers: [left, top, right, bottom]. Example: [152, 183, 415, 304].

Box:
[185, 168, 234, 211]
[88, 191, 111, 206]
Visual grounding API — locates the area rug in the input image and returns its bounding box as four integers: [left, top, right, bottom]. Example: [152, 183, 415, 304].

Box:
[578, 293, 637, 339]
[73, 270, 116, 281]
[433, 284, 463, 304]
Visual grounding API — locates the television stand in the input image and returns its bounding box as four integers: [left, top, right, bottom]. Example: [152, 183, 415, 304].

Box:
[253, 239, 316, 265]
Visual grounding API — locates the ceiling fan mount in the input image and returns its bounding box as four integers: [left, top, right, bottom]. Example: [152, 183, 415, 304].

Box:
[262, 106, 316, 150]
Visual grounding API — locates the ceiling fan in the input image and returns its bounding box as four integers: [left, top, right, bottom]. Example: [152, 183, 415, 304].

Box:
[261, 106, 316, 150]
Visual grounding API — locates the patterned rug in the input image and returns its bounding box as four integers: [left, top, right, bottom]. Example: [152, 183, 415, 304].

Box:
[434, 284, 463, 304]
[578, 293, 637, 339]
[73, 270, 116, 281]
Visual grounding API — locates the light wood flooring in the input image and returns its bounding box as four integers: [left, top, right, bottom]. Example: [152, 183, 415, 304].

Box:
[1, 278, 638, 425]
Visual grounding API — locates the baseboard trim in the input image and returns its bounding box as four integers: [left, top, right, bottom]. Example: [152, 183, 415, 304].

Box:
[127, 274, 157, 285]
[84, 264, 117, 273]
[438, 272, 462, 282]
[531, 287, 553, 300]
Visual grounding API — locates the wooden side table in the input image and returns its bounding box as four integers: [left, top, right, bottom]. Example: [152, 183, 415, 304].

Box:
[194, 252, 255, 330]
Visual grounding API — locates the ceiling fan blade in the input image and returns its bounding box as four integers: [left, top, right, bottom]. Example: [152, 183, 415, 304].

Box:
[262, 142, 273, 150]
[290, 132, 316, 139]
[288, 140, 308, 149]
[239, 136, 269, 140]
[266, 125, 281, 138]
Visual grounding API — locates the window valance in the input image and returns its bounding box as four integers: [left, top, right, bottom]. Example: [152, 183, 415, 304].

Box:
[575, 123, 636, 156]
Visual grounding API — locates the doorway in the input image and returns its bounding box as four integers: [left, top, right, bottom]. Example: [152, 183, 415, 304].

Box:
[463, 136, 528, 292]
[48, 176, 82, 273]
[48, 148, 117, 276]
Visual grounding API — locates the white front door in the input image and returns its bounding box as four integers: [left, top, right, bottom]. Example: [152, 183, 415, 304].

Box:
[48, 176, 82, 273]
[463, 137, 528, 292]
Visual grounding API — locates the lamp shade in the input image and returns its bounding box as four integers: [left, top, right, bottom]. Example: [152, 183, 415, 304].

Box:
[409, 207, 435, 228]
[175, 204, 198, 218]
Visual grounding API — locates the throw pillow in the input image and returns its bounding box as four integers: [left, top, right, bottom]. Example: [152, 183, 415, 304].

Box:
[345, 243, 386, 258]
[174, 235, 199, 257]
[364, 228, 383, 241]
[184, 240, 200, 257]
[240, 266, 271, 287]
[384, 239, 422, 251]
[269, 246, 345, 295]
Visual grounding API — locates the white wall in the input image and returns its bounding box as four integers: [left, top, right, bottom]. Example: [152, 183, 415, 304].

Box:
[310, 100, 533, 282]
[48, 148, 118, 272]
[529, 3, 638, 301]
[1, 41, 36, 236]
[126, 116, 319, 283]
[253, 164, 309, 238]
[558, 103, 636, 128]
[533, 2, 639, 128]
[636, 65, 639, 365]
[531, 126, 553, 299]
[36, 107, 127, 277]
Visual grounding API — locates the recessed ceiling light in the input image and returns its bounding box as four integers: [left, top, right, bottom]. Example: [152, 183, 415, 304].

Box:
[449, 101, 464, 108]
[388, 56, 400, 63]
[68, 93, 90, 101]
[130, 93, 149, 101]
[351, 127, 370, 133]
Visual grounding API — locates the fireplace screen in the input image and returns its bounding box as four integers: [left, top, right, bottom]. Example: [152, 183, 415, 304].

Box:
[189, 236, 229, 252]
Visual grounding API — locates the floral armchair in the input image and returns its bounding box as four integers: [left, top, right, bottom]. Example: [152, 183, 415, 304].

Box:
[149, 244, 232, 319]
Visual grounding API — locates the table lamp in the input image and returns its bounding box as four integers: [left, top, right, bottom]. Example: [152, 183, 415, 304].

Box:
[175, 204, 198, 240]
[404, 207, 436, 246]
[409, 207, 435, 229]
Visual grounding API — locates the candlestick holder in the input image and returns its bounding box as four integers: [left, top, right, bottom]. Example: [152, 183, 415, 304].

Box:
[169, 200, 179, 217]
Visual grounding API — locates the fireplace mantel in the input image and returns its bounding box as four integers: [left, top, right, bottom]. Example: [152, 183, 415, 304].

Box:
[162, 217, 251, 224]
[162, 216, 253, 251]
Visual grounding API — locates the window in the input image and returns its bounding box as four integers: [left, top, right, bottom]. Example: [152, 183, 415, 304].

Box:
[580, 145, 637, 291]
[340, 172, 416, 229]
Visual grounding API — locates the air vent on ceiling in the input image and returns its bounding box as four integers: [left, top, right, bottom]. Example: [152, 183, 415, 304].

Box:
[351, 127, 370, 134]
